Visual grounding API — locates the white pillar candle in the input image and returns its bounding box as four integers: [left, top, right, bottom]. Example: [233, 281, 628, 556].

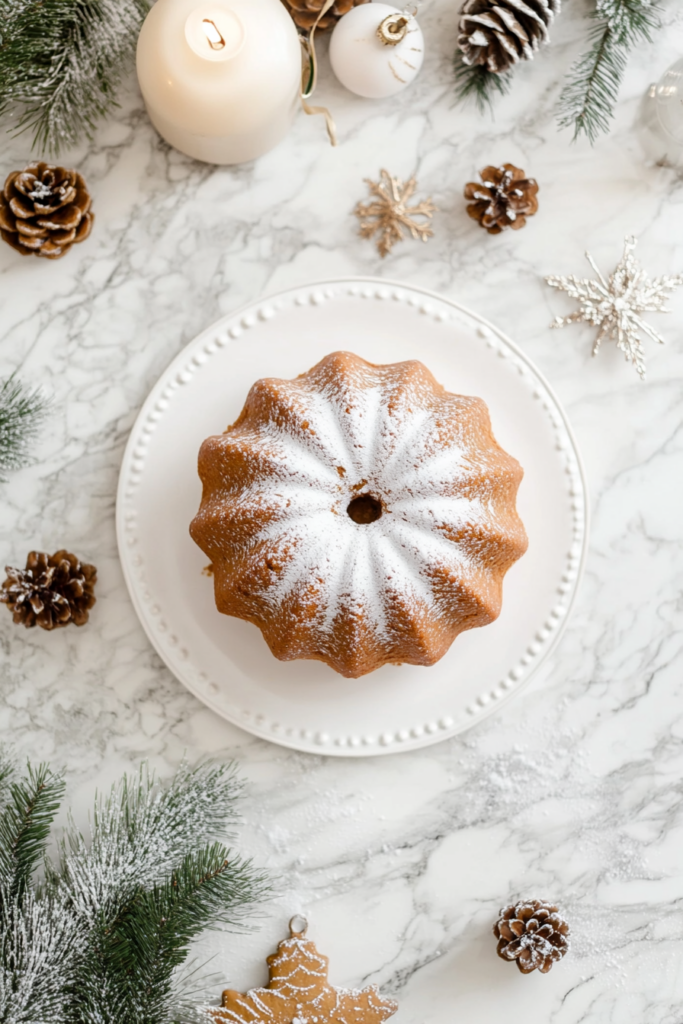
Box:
[137, 0, 302, 165]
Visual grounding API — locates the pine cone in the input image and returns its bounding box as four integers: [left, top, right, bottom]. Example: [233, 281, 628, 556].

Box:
[1, 550, 97, 630]
[0, 162, 94, 260]
[458, 0, 561, 74]
[464, 163, 539, 234]
[281, 0, 369, 33]
[494, 900, 569, 974]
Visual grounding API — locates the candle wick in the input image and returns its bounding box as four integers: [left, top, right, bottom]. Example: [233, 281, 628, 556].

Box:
[202, 19, 225, 50]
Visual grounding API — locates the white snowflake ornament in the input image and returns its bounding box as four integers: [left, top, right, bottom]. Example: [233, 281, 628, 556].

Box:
[545, 236, 683, 379]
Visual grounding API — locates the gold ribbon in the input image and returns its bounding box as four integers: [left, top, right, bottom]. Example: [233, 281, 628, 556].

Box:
[300, 0, 337, 147]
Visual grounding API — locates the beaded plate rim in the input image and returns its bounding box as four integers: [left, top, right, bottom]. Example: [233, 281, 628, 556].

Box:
[116, 277, 589, 756]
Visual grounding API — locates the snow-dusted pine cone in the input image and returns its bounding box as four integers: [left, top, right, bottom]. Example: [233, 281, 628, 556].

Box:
[464, 163, 539, 234]
[281, 0, 369, 32]
[1, 550, 97, 630]
[458, 0, 561, 74]
[0, 163, 93, 260]
[494, 900, 569, 974]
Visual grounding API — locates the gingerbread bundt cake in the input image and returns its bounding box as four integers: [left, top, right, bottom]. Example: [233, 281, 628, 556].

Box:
[190, 351, 528, 678]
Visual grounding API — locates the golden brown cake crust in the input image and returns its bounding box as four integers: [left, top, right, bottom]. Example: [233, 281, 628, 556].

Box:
[190, 351, 528, 678]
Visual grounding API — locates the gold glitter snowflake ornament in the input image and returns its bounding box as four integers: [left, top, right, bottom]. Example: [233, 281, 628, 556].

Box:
[546, 236, 683, 380]
[355, 169, 436, 258]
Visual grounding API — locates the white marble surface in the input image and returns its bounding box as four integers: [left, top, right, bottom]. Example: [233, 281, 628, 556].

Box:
[2, 1, 683, 1020]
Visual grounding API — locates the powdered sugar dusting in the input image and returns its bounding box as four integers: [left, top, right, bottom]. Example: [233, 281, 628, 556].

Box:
[191, 352, 527, 676]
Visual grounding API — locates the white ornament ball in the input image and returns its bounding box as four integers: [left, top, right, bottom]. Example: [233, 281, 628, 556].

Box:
[329, 3, 424, 100]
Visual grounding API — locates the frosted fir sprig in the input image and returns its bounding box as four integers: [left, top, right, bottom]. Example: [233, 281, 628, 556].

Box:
[0, 374, 50, 481]
[0, 887, 79, 1024]
[0, 752, 271, 1024]
[52, 761, 248, 914]
[453, 52, 512, 112]
[0, 0, 152, 154]
[0, 751, 13, 805]
[0, 759, 75, 1024]
[453, 0, 663, 144]
[557, 0, 662, 143]
[0, 761, 65, 900]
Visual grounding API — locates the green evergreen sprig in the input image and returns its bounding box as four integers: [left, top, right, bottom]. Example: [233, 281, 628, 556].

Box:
[0, 374, 50, 482]
[0, 758, 74, 1024]
[0, 753, 13, 803]
[453, 0, 662, 144]
[0, 888, 79, 1024]
[453, 52, 512, 112]
[0, 0, 152, 155]
[0, 754, 271, 1024]
[0, 762, 65, 901]
[101, 844, 266, 1024]
[557, 0, 662, 143]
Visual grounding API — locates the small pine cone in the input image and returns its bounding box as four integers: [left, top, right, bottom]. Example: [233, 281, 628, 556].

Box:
[0, 162, 94, 260]
[494, 900, 569, 974]
[1, 550, 97, 630]
[280, 0, 369, 32]
[464, 163, 539, 234]
[458, 0, 561, 75]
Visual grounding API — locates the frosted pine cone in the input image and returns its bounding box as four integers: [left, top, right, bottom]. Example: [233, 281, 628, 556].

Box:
[0, 163, 93, 260]
[494, 900, 569, 974]
[464, 163, 539, 234]
[1, 550, 97, 630]
[458, 0, 561, 75]
[281, 0, 369, 32]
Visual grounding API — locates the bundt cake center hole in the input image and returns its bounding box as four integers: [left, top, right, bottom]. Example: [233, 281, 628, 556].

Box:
[347, 494, 383, 525]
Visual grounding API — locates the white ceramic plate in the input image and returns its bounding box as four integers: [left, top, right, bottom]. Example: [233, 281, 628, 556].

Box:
[116, 279, 588, 756]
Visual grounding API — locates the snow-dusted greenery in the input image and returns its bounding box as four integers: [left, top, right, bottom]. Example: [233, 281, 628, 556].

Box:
[557, 0, 662, 143]
[455, 0, 662, 143]
[0, 375, 50, 482]
[0, 755, 270, 1024]
[0, 0, 152, 154]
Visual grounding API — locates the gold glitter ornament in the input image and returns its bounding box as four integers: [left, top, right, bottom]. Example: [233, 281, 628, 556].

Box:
[354, 169, 436, 258]
[211, 917, 398, 1024]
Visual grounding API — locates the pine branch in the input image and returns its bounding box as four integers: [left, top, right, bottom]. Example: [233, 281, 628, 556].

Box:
[92, 845, 271, 1024]
[0, 750, 15, 809]
[0, 0, 152, 155]
[558, 0, 662, 143]
[0, 760, 72, 1023]
[51, 761, 270, 1024]
[0, 374, 50, 482]
[0, 762, 65, 902]
[55, 761, 248, 919]
[453, 51, 511, 112]
[0, 757, 270, 1024]
[0, 887, 78, 1024]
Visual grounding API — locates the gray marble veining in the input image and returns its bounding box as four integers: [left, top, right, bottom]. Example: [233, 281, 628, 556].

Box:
[2, 1, 683, 1020]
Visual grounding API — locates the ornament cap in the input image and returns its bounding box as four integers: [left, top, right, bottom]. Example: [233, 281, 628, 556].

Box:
[376, 12, 409, 45]
[288, 914, 309, 937]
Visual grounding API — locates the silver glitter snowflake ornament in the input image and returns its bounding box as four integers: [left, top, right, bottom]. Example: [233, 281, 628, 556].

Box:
[545, 236, 683, 380]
